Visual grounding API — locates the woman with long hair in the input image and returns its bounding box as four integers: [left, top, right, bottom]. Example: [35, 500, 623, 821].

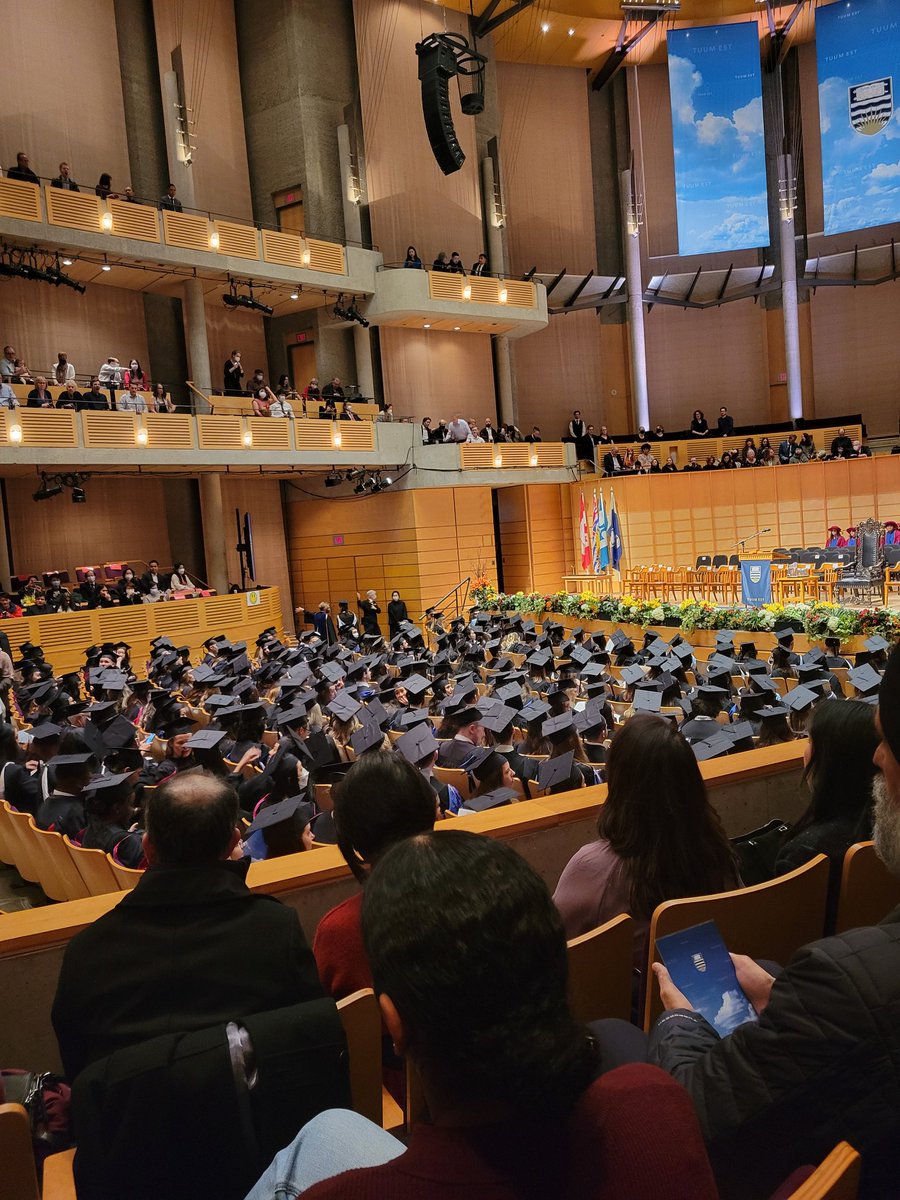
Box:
[553, 714, 740, 961]
[774, 700, 878, 924]
[403, 245, 422, 269]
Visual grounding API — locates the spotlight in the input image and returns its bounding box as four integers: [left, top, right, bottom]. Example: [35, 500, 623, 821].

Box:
[290, 290, 299, 300]
[33, 476, 63, 502]
[62, 258, 73, 266]
[71, 486, 86, 504]
[222, 283, 274, 316]
[345, 301, 370, 329]
[346, 468, 363, 481]
[353, 481, 366, 495]
[324, 470, 343, 487]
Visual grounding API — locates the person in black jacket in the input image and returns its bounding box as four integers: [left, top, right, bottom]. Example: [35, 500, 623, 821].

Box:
[223, 350, 244, 394]
[356, 590, 382, 638]
[51, 772, 323, 1082]
[648, 645, 900, 1200]
[386, 590, 409, 640]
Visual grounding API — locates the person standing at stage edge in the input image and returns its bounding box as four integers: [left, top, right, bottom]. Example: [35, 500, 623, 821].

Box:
[357, 590, 382, 639]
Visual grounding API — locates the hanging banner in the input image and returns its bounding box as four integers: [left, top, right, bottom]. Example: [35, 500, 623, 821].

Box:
[816, 0, 900, 235]
[667, 22, 770, 256]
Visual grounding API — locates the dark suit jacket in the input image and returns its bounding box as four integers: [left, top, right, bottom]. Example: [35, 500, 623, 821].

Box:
[51, 859, 322, 1081]
[678, 716, 721, 743]
[437, 736, 478, 768]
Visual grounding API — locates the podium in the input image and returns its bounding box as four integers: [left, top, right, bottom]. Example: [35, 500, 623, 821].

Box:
[740, 555, 773, 606]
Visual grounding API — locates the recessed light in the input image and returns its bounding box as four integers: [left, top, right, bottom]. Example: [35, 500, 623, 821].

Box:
[101, 263, 111, 272]
[568, 27, 575, 35]
[423, 323, 431, 328]
[541, 22, 550, 33]
[290, 291, 299, 300]
[453, 326, 461, 331]
[62, 258, 73, 266]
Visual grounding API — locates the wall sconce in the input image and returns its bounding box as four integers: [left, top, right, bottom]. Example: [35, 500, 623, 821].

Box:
[242, 430, 253, 447]
[9, 424, 23, 445]
[499, 286, 508, 303]
[530, 451, 538, 467]
[493, 453, 503, 468]
[463, 284, 471, 300]
[101, 209, 113, 231]
[332, 428, 342, 448]
[209, 224, 220, 249]
[135, 425, 148, 446]
[301, 244, 311, 266]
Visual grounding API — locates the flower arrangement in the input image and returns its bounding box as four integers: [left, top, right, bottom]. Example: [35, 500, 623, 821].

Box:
[469, 582, 900, 643]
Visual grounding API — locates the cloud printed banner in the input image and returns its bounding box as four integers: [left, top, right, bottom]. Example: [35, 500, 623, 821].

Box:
[817, 0, 900, 235]
[667, 22, 770, 256]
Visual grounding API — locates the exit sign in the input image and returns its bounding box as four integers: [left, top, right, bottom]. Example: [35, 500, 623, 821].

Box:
[296, 332, 310, 343]
[332, 534, 345, 545]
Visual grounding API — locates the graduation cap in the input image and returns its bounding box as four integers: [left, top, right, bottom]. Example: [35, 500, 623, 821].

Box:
[84, 771, 132, 794]
[537, 751, 574, 790]
[396, 724, 439, 765]
[451, 705, 483, 726]
[459, 746, 500, 778]
[48, 752, 95, 768]
[217, 701, 266, 721]
[706, 653, 736, 675]
[327, 692, 362, 722]
[452, 675, 478, 700]
[30, 721, 61, 741]
[619, 665, 645, 687]
[774, 627, 796, 646]
[351, 721, 386, 755]
[318, 661, 346, 684]
[495, 683, 524, 709]
[527, 650, 553, 669]
[797, 665, 827, 685]
[757, 704, 790, 721]
[739, 692, 767, 714]
[578, 663, 606, 682]
[784, 686, 819, 713]
[102, 715, 140, 751]
[568, 646, 592, 667]
[803, 648, 826, 666]
[541, 713, 575, 743]
[402, 674, 431, 699]
[463, 787, 517, 812]
[519, 699, 550, 724]
[396, 708, 431, 730]
[727, 721, 756, 751]
[96, 670, 129, 692]
[152, 635, 176, 648]
[159, 717, 197, 739]
[848, 664, 882, 695]
[672, 642, 695, 662]
[365, 696, 392, 729]
[247, 794, 315, 837]
[697, 684, 728, 700]
[273, 705, 310, 729]
[693, 733, 734, 761]
[864, 635, 890, 654]
[749, 675, 778, 695]
[481, 705, 517, 735]
[228, 653, 252, 675]
[185, 729, 226, 752]
[633, 689, 662, 713]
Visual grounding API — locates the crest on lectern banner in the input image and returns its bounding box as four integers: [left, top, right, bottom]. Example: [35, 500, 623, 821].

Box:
[849, 78, 893, 136]
[749, 566, 762, 585]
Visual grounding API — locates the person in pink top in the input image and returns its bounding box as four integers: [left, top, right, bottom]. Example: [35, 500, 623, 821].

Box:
[244, 830, 718, 1200]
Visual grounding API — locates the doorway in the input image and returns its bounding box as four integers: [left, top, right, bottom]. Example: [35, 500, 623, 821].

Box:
[274, 186, 304, 235]
[290, 341, 318, 391]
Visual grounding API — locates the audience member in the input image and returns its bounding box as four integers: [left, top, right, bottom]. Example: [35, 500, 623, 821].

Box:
[269, 391, 294, 418]
[445, 414, 470, 443]
[403, 246, 422, 269]
[432, 251, 449, 271]
[98, 357, 124, 388]
[51, 771, 323, 1082]
[50, 352, 76, 384]
[471, 252, 488, 274]
[8, 151, 39, 183]
[375, 403, 394, 423]
[690, 410, 709, 436]
[159, 182, 183, 211]
[0, 346, 16, 382]
[323, 377, 345, 403]
[223, 350, 244, 394]
[830, 427, 853, 458]
[716, 406, 734, 436]
[27, 375, 54, 407]
[248, 831, 718, 1200]
[78, 378, 110, 410]
[151, 381, 175, 412]
[125, 358, 147, 389]
[55, 381, 82, 409]
[525, 426, 542, 443]
[170, 562, 198, 592]
[117, 382, 147, 412]
[0, 380, 18, 408]
[95, 173, 116, 199]
[447, 251, 465, 274]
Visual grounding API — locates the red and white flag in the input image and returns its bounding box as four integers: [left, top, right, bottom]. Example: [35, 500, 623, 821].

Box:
[578, 492, 591, 572]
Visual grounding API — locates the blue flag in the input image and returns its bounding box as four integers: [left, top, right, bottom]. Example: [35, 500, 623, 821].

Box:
[609, 489, 623, 572]
[594, 490, 609, 572]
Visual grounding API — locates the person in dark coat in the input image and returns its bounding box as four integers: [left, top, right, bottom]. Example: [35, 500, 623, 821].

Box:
[356, 590, 382, 638]
[51, 772, 323, 1082]
[297, 601, 337, 645]
[648, 645, 900, 1200]
[386, 590, 409, 640]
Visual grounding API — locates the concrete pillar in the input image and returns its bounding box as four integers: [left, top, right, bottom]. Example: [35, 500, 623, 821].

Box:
[494, 337, 514, 427]
[779, 153, 803, 422]
[0, 482, 13, 591]
[619, 169, 650, 432]
[198, 474, 229, 595]
[113, 0, 169, 202]
[353, 325, 375, 399]
[481, 155, 515, 425]
[337, 124, 363, 245]
[182, 278, 211, 410]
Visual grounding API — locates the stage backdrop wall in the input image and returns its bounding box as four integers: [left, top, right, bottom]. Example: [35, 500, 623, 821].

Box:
[497, 484, 573, 596]
[567, 457, 900, 574]
[285, 485, 498, 627]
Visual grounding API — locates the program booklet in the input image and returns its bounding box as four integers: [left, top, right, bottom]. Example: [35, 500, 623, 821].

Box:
[656, 920, 758, 1036]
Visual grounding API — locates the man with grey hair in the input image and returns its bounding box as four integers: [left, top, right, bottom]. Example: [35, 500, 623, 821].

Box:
[356, 589, 382, 639]
[650, 645, 900, 1198]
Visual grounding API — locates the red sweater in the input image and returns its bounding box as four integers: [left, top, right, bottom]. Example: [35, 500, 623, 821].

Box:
[301, 1066, 717, 1199]
[313, 891, 370, 999]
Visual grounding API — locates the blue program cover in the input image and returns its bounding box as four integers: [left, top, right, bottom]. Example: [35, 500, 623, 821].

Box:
[656, 920, 758, 1036]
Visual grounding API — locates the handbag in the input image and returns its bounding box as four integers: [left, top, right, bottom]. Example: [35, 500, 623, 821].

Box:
[0, 1069, 72, 1165]
[731, 819, 791, 886]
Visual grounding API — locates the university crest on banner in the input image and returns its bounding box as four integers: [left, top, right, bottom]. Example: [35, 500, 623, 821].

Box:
[749, 566, 762, 585]
[849, 78, 893, 136]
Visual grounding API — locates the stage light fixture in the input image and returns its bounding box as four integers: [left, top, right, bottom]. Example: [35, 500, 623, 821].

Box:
[222, 280, 274, 316]
[346, 468, 363, 481]
[33, 475, 64, 502]
[353, 480, 366, 495]
[324, 470, 343, 487]
[71, 486, 86, 504]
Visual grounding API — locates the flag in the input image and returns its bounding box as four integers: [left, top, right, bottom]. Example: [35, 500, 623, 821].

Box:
[590, 491, 601, 574]
[578, 492, 591, 572]
[609, 488, 623, 571]
[594, 489, 609, 572]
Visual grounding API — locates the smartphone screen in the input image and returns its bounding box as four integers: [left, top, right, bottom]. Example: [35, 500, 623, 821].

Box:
[144, 732, 156, 744]
[656, 920, 757, 1036]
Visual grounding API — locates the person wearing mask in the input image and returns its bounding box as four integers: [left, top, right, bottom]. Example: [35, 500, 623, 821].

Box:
[116, 567, 143, 606]
[169, 562, 198, 593]
[247, 830, 718, 1200]
[98, 357, 124, 389]
[223, 350, 244, 395]
[51, 353, 76, 385]
[376, 403, 394, 423]
[387, 590, 409, 640]
[124, 359, 147, 389]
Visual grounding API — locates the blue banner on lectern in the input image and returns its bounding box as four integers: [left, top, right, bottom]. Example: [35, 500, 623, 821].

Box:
[817, 0, 900, 235]
[741, 559, 772, 606]
[667, 22, 770, 256]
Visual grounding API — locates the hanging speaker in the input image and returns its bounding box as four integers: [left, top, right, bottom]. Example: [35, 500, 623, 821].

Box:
[416, 37, 465, 175]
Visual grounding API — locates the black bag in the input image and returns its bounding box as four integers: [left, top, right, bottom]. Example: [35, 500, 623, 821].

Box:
[0, 1069, 72, 1166]
[731, 820, 791, 886]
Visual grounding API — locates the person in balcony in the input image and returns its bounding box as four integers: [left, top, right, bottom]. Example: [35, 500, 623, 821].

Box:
[11, 358, 33, 384]
[51, 353, 76, 385]
[376, 403, 394, 423]
[340, 401, 361, 421]
[269, 391, 295, 418]
[403, 246, 422, 269]
[432, 250, 450, 271]
[252, 386, 275, 417]
[98, 357, 124, 388]
[26, 376, 54, 408]
[8, 151, 39, 183]
[51, 162, 80, 190]
[448, 250, 466, 274]
[323, 377, 345, 404]
[117, 382, 147, 413]
[471, 252, 488, 275]
[0, 381, 18, 409]
[124, 359, 147, 389]
[78, 378, 110, 411]
[94, 173, 117, 199]
[223, 350, 244, 395]
[56, 381, 82, 410]
[151, 382, 175, 412]
[689, 409, 709, 436]
[159, 182, 183, 212]
[169, 562, 198, 593]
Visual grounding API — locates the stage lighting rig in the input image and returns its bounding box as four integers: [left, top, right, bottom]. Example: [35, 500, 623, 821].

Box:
[222, 277, 274, 316]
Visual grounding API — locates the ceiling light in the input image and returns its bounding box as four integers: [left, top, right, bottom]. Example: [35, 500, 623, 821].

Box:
[568, 27, 575, 35]
[453, 326, 461, 331]
[324, 470, 343, 487]
[62, 257, 73, 266]
[101, 262, 111, 272]
[353, 481, 366, 494]
[541, 22, 550, 32]
[423, 323, 431, 329]
[290, 290, 299, 300]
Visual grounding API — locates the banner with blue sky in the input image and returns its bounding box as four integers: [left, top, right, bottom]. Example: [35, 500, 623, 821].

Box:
[667, 22, 770, 256]
[816, 0, 900, 235]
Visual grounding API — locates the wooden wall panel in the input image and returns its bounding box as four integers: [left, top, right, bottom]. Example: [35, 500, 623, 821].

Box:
[152, 0, 253, 220]
[352, 0, 483, 266]
[2, 0, 130, 200]
[509, 312, 607, 437]
[496, 486, 530, 595]
[527, 485, 572, 596]
[0, 279, 150, 384]
[204, 307, 269, 387]
[220, 478, 292, 630]
[6, 477, 170, 582]
[379, 328, 495, 423]
[567, 460, 900, 572]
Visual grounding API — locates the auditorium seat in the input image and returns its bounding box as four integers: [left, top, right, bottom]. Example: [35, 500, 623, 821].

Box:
[642, 854, 830, 1028]
[695, 555, 712, 569]
[2, 803, 42, 886]
[433, 765, 472, 801]
[566, 914, 634, 1025]
[0, 1104, 40, 1200]
[784, 1141, 861, 1199]
[335, 988, 413, 1133]
[835, 842, 900, 934]
[711, 554, 727, 569]
[728, 554, 740, 566]
[107, 854, 143, 891]
[63, 836, 121, 896]
[29, 822, 90, 902]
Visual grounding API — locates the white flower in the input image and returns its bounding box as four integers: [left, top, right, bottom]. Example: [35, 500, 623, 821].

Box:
[650, 607, 666, 622]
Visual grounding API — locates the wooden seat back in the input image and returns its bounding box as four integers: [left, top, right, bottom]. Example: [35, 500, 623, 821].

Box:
[335, 988, 383, 1126]
[29, 822, 90, 901]
[2, 804, 42, 885]
[566, 914, 634, 1025]
[0, 798, 19, 867]
[433, 765, 472, 801]
[835, 841, 900, 934]
[107, 853, 143, 891]
[643, 854, 830, 1028]
[0, 1104, 40, 1200]
[787, 1141, 861, 1199]
[63, 836, 122, 895]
